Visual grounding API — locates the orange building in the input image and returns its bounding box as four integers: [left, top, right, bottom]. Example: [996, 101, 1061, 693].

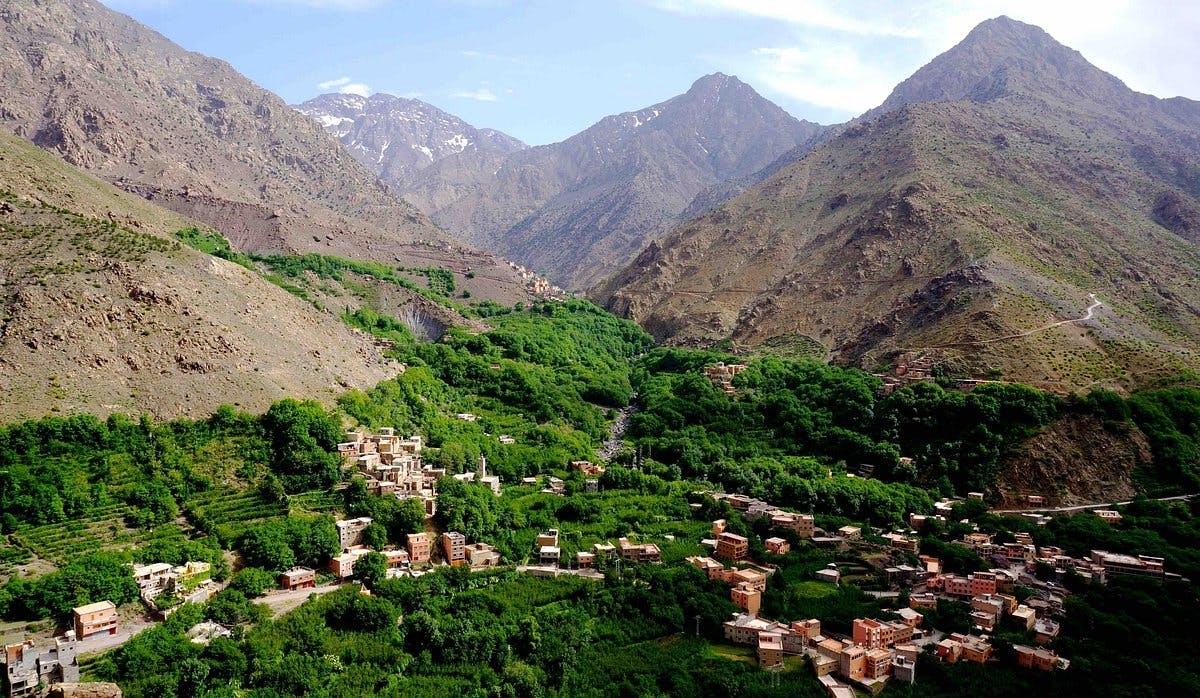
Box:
[442, 532, 467, 566]
[73, 601, 118, 639]
[730, 582, 762, 615]
[407, 532, 432, 564]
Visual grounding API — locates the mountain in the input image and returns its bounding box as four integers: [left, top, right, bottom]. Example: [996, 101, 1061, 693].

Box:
[0, 129, 401, 420]
[0, 0, 549, 299]
[388, 74, 824, 288]
[598, 17, 1200, 392]
[295, 92, 526, 185]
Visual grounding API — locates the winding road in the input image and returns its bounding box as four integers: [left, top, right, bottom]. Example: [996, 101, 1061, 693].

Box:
[904, 293, 1103, 351]
[993, 492, 1197, 515]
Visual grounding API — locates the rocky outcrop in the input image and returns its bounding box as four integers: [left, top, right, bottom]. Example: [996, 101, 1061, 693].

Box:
[996, 414, 1149, 507]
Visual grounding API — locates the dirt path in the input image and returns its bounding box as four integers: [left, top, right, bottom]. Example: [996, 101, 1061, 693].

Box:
[904, 293, 1103, 351]
[259, 583, 346, 618]
[993, 492, 1197, 515]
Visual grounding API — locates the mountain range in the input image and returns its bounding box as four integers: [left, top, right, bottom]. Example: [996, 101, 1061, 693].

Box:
[598, 16, 1200, 391]
[300, 74, 823, 288]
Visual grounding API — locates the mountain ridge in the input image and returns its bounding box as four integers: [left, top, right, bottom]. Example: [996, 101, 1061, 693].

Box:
[597, 17, 1200, 392]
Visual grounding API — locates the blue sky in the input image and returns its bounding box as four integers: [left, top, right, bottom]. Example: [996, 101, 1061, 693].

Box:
[106, 0, 1199, 146]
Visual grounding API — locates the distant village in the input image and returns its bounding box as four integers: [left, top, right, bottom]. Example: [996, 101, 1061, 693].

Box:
[2, 418, 1179, 698]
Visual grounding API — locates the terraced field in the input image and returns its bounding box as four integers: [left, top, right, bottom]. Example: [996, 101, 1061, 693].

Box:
[9, 504, 174, 565]
[187, 489, 288, 540]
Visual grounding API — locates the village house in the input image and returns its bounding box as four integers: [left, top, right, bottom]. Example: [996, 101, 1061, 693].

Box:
[541, 477, 566, 496]
[731, 582, 762, 615]
[770, 511, 815, 538]
[1012, 605, 1037, 630]
[1014, 645, 1070, 671]
[937, 571, 998, 598]
[686, 556, 726, 579]
[1094, 509, 1122, 524]
[616, 538, 661, 563]
[764, 537, 790, 555]
[383, 548, 410, 570]
[1034, 618, 1061, 644]
[466, 543, 501, 567]
[837, 526, 862, 540]
[757, 632, 783, 668]
[279, 567, 315, 590]
[131, 562, 174, 595]
[703, 362, 749, 395]
[1091, 550, 1165, 578]
[407, 532, 432, 564]
[852, 618, 914, 649]
[336, 517, 373, 550]
[330, 546, 372, 578]
[882, 532, 918, 553]
[570, 460, 605, 476]
[585, 478, 599, 492]
[498, 435, 516, 445]
[724, 567, 769, 591]
[815, 564, 841, 585]
[715, 532, 749, 562]
[73, 601, 118, 640]
[442, 532, 467, 566]
[712, 519, 727, 535]
[576, 551, 595, 569]
[892, 654, 916, 684]
[908, 592, 938, 610]
[951, 634, 993, 664]
[3, 633, 79, 698]
[894, 607, 924, 627]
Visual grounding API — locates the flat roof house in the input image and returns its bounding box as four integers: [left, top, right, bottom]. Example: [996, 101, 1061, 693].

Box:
[73, 601, 118, 640]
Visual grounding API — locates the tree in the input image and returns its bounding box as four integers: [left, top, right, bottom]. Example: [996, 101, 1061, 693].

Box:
[362, 522, 388, 550]
[262, 399, 343, 492]
[354, 552, 388, 590]
[229, 568, 276, 597]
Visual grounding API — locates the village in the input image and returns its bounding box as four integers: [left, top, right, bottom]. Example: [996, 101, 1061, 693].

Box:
[1, 421, 1182, 698]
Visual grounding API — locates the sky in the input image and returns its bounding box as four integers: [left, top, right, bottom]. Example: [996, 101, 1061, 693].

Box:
[105, 0, 1199, 146]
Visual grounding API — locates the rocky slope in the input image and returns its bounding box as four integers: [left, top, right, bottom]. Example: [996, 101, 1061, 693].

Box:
[395, 74, 823, 288]
[0, 130, 399, 420]
[0, 0, 547, 302]
[996, 414, 1147, 508]
[295, 92, 525, 185]
[599, 17, 1200, 392]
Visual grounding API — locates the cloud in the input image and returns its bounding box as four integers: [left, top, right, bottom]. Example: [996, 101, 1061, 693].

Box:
[650, 0, 920, 37]
[450, 88, 500, 102]
[243, 0, 389, 8]
[317, 76, 371, 96]
[461, 49, 522, 64]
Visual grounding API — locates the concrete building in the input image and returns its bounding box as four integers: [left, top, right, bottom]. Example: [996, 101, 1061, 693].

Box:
[894, 607, 923, 627]
[909, 592, 938, 610]
[730, 582, 762, 615]
[837, 645, 866, 681]
[770, 511, 814, 538]
[837, 526, 862, 540]
[279, 567, 315, 590]
[715, 532, 749, 562]
[3, 634, 79, 698]
[336, 517, 373, 550]
[949, 633, 993, 664]
[576, 552, 595, 569]
[73, 601, 118, 640]
[131, 563, 174, 595]
[686, 556, 725, 579]
[1034, 618, 1061, 644]
[939, 572, 998, 598]
[724, 567, 769, 592]
[712, 519, 727, 536]
[864, 648, 892, 680]
[1012, 605, 1037, 630]
[1094, 509, 1122, 524]
[892, 655, 916, 684]
[883, 532, 918, 552]
[442, 532, 467, 566]
[329, 547, 371, 579]
[1091, 550, 1165, 578]
[815, 564, 841, 585]
[407, 532, 432, 564]
[852, 618, 913, 649]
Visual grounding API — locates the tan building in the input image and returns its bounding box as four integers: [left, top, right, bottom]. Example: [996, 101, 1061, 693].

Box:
[838, 645, 866, 681]
[852, 618, 913, 649]
[1094, 509, 1122, 524]
[617, 538, 662, 563]
[1012, 605, 1037, 630]
[764, 537, 790, 555]
[1015, 645, 1070, 671]
[715, 532, 749, 562]
[279, 567, 315, 590]
[950, 633, 993, 664]
[837, 526, 862, 539]
[757, 632, 783, 668]
[407, 532, 432, 563]
[909, 592, 938, 610]
[442, 532, 467, 566]
[576, 552, 595, 569]
[73, 601, 118, 640]
[864, 648, 892, 680]
[329, 547, 371, 578]
[712, 519, 727, 536]
[467, 543, 501, 567]
[730, 582, 761, 615]
[686, 556, 725, 579]
[770, 512, 814, 538]
[724, 567, 769, 592]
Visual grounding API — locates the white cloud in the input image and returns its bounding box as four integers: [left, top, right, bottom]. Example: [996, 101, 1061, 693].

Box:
[451, 88, 500, 102]
[747, 44, 900, 115]
[317, 76, 371, 96]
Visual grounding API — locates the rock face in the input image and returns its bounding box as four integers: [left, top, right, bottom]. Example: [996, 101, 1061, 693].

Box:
[49, 684, 123, 698]
[0, 0, 544, 301]
[996, 414, 1148, 507]
[295, 92, 525, 185]
[598, 17, 1200, 392]
[0, 129, 396, 420]
[381, 73, 823, 288]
